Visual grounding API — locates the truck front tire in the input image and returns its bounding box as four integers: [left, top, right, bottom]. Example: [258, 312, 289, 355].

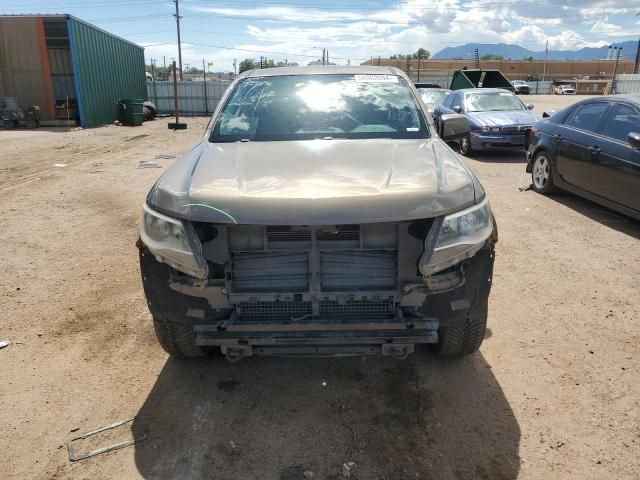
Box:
[436, 296, 488, 356]
[153, 316, 206, 358]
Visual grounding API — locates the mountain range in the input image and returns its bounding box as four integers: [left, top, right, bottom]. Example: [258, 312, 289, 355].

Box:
[432, 41, 638, 61]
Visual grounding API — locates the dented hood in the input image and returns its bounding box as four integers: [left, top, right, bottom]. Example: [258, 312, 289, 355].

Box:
[147, 138, 478, 225]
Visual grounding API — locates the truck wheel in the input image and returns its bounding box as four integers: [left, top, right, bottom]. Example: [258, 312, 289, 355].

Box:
[531, 151, 556, 194]
[436, 296, 487, 356]
[459, 135, 474, 156]
[153, 317, 206, 358]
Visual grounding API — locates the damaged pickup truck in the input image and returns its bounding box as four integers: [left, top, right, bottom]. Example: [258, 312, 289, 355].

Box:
[138, 66, 497, 361]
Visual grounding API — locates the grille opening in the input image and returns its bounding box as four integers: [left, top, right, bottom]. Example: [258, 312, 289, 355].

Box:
[317, 225, 360, 241]
[267, 226, 311, 242]
[235, 299, 395, 322]
[237, 301, 312, 322]
[320, 299, 395, 320]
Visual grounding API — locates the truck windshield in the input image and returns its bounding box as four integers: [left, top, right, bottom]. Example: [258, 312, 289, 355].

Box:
[210, 74, 428, 142]
[466, 91, 524, 112]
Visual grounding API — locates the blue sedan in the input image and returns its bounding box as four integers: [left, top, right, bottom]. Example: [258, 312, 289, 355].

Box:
[434, 88, 537, 156]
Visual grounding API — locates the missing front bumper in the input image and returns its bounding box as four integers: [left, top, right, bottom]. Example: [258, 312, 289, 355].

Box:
[194, 310, 438, 360]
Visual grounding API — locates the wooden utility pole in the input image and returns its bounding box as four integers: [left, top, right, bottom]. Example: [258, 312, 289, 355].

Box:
[174, 0, 184, 80]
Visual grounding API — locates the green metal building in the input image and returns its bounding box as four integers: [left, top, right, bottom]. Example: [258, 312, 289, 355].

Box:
[0, 14, 146, 128]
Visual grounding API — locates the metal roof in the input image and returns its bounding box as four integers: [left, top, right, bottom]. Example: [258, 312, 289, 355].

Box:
[0, 14, 143, 49]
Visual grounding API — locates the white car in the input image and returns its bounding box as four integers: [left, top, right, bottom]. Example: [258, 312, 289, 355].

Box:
[555, 85, 576, 95]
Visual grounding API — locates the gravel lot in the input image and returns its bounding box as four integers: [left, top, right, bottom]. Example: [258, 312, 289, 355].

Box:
[1, 95, 638, 480]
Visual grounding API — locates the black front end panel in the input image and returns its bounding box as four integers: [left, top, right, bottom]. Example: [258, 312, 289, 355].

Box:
[138, 219, 495, 359]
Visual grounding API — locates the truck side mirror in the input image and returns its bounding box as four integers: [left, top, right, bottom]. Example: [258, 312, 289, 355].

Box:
[452, 105, 462, 113]
[526, 104, 534, 110]
[439, 114, 470, 141]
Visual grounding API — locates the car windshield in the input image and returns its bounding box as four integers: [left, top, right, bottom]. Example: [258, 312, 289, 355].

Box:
[465, 91, 524, 112]
[210, 74, 428, 142]
[419, 89, 451, 105]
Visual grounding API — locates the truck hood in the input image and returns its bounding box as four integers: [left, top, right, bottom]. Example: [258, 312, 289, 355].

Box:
[467, 110, 537, 127]
[147, 138, 477, 225]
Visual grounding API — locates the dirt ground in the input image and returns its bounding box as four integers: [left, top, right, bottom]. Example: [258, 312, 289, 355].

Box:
[1, 95, 638, 480]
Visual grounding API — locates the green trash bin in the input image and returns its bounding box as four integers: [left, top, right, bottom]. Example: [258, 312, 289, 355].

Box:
[118, 99, 144, 126]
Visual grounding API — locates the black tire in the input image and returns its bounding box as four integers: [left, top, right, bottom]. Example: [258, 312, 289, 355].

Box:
[530, 150, 556, 194]
[143, 101, 157, 118]
[153, 317, 206, 358]
[143, 106, 152, 122]
[436, 296, 488, 356]
[459, 134, 474, 156]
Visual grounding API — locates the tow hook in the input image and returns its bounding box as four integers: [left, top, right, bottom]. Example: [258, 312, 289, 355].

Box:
[221, 345, 252, 362]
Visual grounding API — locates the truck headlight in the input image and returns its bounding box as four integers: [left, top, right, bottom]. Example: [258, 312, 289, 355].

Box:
[420, 198, 493, 275]
[140, 204, 209, 279]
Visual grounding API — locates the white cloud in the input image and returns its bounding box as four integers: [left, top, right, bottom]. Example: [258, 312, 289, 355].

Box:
[190, 6, 365, 24]
[591, 20, 640, 37]
[161, 0, 637, 69]
[547, 30, 608, 50]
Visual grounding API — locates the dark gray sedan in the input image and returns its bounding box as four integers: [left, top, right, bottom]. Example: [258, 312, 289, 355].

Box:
[526, 94, 640, 220]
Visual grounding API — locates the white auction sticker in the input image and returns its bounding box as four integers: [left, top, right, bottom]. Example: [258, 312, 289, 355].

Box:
[354, 74, 399, 83]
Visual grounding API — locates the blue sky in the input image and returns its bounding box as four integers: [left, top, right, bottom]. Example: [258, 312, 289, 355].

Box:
[2, 1, 638, 71]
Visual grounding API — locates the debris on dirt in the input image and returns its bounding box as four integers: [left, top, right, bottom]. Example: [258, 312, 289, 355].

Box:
[0, 340, 10, 349]
[125, 134, 150, 142]
[322, 381, 327, 387]
[137, 160, 161, 169]
[113, 120, 121, 126]
[519, 185, 532, 192]
[52, 163, 68, 168]
[70, 428, 79, 433]
[342, 462, 356, 478]
[303, 470, 314, 479]
[154, 153, 176, 159]
[67, 417, 147, 462]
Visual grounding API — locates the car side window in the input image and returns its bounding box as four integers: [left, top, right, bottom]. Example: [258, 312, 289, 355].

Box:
[451, 94, 463, 111]
[599, 103, 640, 143]
[566, 102, 609, 133]
[443, 93, 455, 108]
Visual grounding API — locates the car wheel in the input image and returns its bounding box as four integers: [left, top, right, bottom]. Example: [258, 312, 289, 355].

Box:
[153, 316, 207, 358]
[459, 135, 474, 156]
[436, 296, 488, 356]
[531, 151, 556, 194]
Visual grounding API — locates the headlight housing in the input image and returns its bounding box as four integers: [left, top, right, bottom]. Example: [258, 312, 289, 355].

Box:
[420, 197, 493, 275]
[140, 204, 209, 279]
